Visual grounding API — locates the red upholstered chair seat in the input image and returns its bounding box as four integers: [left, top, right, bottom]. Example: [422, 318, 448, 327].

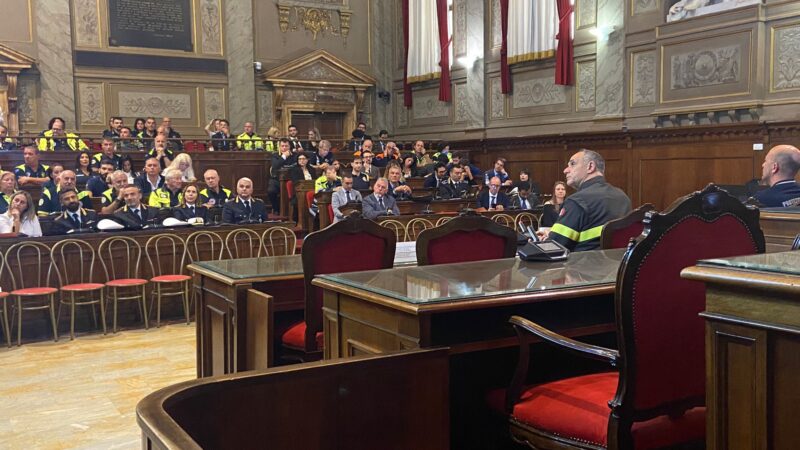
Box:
[0, 292, 8, 298]
[106, 278, 148, 287]
[61, 283, 105, 291]
[306, 191, 315, 208]
[328, 204, 334, 221]
[509, 372, 705, 449]
[11, 287, 58, 296]
[151, 274, 191, 283]
[286, 180, 294, 200]
[281, 321, 324, 350]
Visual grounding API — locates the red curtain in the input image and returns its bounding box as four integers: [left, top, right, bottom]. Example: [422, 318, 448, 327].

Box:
[500, 0, 511, 93]
[555, 0, 574, 86]
[402, 0, 412, 107]
[436, 0, 452, 102]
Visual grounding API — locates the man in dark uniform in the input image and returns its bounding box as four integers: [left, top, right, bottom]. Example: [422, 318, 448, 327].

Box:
[87, 159, 115, 196]
[0, 125, 17, 151]
[113, 184, 160, 229]
[349, 157, 370, 190]
[14, 145, 51, 187]
[103, 116, 123, 138]
[223, 177, 268, 224]
[544, 149, 632, 252]
[424, 163, 448, 189]
[439, 164, 470, 199]
[753, 144, 800, 207]
[38, 170, 92, 216]
[134, 157, 165, 203]
[50, 189, 99, 235]
[146, 135, 174, 170]
[199, 169, 232, 207]
[137, 117, 158, 150]
[100, 170, 131, 214]
[92, 137, 123, 171]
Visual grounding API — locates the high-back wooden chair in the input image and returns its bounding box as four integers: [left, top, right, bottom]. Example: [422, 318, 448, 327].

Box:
[5, 241, 58, 345]
[281, 214, 396, 362]
[416, 213, 518, 266]
[261, 226, 297, 256]
[600, 203, 656, 249]
[502, 184, 765, 449]
[225, 228, 263, 259]
[145, 233, 191, 327]
[50, 239, 106, 339]
[405, 217, 434, 241]
[98, 236, 149, 333]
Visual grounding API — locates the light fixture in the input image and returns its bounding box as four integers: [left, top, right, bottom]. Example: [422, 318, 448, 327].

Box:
[589, 24, 616, 42]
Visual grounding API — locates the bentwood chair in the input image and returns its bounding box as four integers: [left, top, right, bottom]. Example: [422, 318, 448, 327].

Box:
[435, 216, 453, 227]
[225, 228, 263, 259]
[5, 241, 58, 345]
[405, 217, 434, 241]
[499, 185, 764, 449]
[0, 252, 11, 347]
[600, 203, 656, 250]
[491, 213, 516, 228]
[185, 230, 225, 263]
[378, 219, 407, 242]
[791, 233, 800, 250]
[98, 236, 149, 333]
[261, 226, 297, 256]
[145, 234, 191, 327]
[416, 213, 518, 266]
[50, 239, 107, 339]
[281, 214, 396, 362]
[514, 212, 539, 231]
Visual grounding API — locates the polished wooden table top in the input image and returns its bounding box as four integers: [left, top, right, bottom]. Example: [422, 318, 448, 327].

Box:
[314, 248, 625, 313]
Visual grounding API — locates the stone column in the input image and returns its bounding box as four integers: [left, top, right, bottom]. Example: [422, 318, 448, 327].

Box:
[594, 0, 625, 118]
[464, 0, 485, 130]
[224, 0, 257, 132]
[35, 0, 76, 128]
[370, 0, 396, 134]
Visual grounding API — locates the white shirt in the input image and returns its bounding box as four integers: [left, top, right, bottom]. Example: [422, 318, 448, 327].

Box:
[0, 214, 42, 237]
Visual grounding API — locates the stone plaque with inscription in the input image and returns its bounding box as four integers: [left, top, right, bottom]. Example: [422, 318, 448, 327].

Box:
[108, 0, 193, 51]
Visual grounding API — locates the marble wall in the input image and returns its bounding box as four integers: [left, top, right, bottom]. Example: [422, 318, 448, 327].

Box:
[224, 0, 256, 132]
[35, 0, 76, 130]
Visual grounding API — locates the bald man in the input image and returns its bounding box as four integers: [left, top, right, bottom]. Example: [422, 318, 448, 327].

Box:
[754, 144, 800, 207]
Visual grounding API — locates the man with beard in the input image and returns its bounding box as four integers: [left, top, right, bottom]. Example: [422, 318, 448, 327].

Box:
[50, 189, 99, 235]
[38, 170, 92, 216]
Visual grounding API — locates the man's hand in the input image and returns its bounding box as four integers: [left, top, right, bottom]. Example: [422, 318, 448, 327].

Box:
[536, 229, 550, 240]
[496, 205, 505, 211]
[17, 176, 30, 186]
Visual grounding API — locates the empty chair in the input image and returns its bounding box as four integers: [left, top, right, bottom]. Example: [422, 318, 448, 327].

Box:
[50, 239, 106, 339]
[514, 212, 538, 231]
[145, 234, 191, 327]
[0, 252, 11, 347]
[416, 213, 518, 266]
[405, 217, 434, 241]
[434, 216, 453, 227]
[379, 219, 407, 242]
[185, 230, 225, 263]
[5, 241, 58, 345]
[225, 228, 262, 259]
[98, 236, 149, 333]
[491, 213, 516, 228]
[600, 203, 656, 249]
[261, 226, 297, 256]
[500, 185, 764, 449]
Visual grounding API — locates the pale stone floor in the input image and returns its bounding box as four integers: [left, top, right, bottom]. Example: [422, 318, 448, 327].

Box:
[0, 324, 196, 450]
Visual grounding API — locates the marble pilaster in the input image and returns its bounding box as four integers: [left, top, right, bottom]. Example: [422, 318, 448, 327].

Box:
[370, 0, 395, 134]
[34, 0, 76, 128]
[463, 0, 485, 129]
[594, 0, 624, 118]
[224, 0, 256, 131]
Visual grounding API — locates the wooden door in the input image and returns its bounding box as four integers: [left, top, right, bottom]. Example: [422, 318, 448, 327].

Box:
[289, 112, 345, 144]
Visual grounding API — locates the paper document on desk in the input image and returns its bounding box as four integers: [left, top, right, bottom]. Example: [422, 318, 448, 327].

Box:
[394, 241, 417, 266]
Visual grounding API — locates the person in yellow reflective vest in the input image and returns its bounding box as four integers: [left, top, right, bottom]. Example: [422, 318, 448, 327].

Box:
[37, 117, 89, 152]
[148, 169, 184, 209]
[236, 122, 264, 151]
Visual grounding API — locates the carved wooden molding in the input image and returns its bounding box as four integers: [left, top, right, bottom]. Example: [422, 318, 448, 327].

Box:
[276, 3, 352, 42]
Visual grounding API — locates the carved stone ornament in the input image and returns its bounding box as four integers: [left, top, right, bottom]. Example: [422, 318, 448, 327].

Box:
[774, 25, 800, 91]
[200, 0, 222, 55]
[512, 76, 567, 109]
[671, 45, 741, 90]
[119, 92, 192, 119]
[79, 82, 104, 125]
[276, 3, 353, 42]
[632, 51, 656, 106]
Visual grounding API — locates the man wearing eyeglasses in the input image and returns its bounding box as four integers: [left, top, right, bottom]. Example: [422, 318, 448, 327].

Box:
[477, 176, 509, 211]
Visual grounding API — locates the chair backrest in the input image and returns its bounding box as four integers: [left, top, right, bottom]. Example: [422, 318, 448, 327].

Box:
[514, 212, 538, 231]
[405, 218, 434, 241]
[792, 233, 800, 250]
[185, 230, 225, 263]
[286, 180, 294, 200]
[379, 219, 407, 242]
[416, 213, 518, 266]
[145, 233, 188, 278]
[600, 203, 656, 249]
[491, 213, 515, 228]
[261, 226, 297, 256]
[435, 216, 453, 227]
[50, 239, 98, 287]
[301, 214, 396, 352]
[5, 241, 53, 290]
[225, 228, 263, 259]
[98, 235, 144, 281]
[611, 185, 764, 434]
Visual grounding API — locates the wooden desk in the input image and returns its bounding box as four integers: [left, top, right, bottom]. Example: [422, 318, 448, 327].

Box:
[294, 180, 315, 231]
[315, 248, 624, 359]
[759, 208, 800, 252]
[682, 252, 800, 450]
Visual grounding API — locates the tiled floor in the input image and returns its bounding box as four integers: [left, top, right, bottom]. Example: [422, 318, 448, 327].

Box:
[0, 324, 196, 450]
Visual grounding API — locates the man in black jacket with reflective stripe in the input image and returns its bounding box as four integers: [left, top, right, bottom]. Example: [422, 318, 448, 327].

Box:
[544, 149, 631, 252]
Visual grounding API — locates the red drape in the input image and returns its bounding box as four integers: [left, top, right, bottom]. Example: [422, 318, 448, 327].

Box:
[402, 0, 412, 107]
[500, 0, 511, 93]
[436, 0, 452, 102]
[555, 0, 574, 86]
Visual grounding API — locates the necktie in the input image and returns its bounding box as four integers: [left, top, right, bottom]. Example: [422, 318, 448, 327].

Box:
[71, 213, 81, 226]
[378, 196, 385, 210]
[132, 208, 141, 220]
[190, 206, 196, 217]
[490, 196, 496, 208]
[521, 199, 527, 209]
[244, 201, 252, 216]
[346, 190, 351, 202]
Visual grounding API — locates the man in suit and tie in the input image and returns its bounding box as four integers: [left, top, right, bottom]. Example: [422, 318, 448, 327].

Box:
[113, 184, 160, 229]
[362, 177, 399, 219]
[332, 174, 363, 222]
[361, 150, 381, 180]
[287, 124, 304, 153]
[509, 183, 539, 210]
[50, 189, 99, 235]
[477, 176, 509, 211]
[223, 177, 268, 224]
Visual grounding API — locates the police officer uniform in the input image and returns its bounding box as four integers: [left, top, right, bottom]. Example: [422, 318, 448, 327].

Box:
[50, 208, 99, 235]
[199, 186, 232, 207]
[87, 176, 109, 197]
[0, 192, 11, 214]
[236, 132, 264, 151]
[38, 185, 93, 216]
[146, 147, 175, 170]
[101, 188, 123, 211]
[222, 197, 267, 224]
[113, 204, 160, 229]
[1, 138, 17, 151]
[351, 172, 370, 190]
[14, 163, 50, 179]
[549, 176, 632, 252]
[438, 179, 469, 199]
[148, 187, 183, 208]
[137, 130, 157, 150]
[36, 130, 89, 152]
[314, 175, 342, 193]
[92, 152, 123, 170]
[753, 179, 800, 207]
